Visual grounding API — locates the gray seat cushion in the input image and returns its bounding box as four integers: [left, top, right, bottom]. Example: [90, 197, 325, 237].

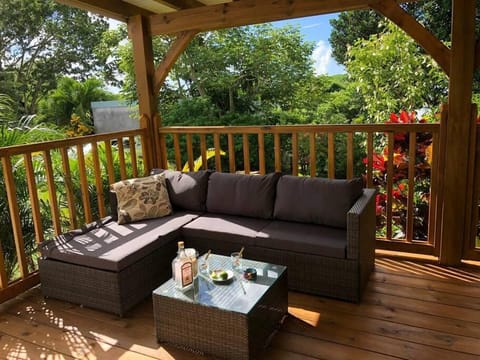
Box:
[40, 212, 199, 272]
[151, 169, 211, 211]
[206, 172, 281, 219]
[256, 220, 347, 258]
[182, 214, 271, 246]
[274, 175, 363, 228]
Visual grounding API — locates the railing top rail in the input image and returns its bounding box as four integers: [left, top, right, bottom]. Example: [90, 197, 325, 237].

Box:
[159, 123, 440, 134]
[0, 128, 146, 157]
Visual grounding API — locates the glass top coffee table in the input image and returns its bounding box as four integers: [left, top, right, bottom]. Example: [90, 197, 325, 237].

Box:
[152, 253, 288, 360]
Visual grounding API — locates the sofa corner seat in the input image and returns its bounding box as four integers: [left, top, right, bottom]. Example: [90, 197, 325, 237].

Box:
[39, 211, 200, 316]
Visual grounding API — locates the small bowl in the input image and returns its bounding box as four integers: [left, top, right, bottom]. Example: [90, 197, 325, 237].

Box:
[243, 268, 257, 280]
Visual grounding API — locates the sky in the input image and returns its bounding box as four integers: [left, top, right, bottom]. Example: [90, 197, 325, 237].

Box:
[272, 14, 345, 76]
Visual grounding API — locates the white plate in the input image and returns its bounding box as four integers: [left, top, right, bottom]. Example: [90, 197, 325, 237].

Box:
[209, 269, 234, 283]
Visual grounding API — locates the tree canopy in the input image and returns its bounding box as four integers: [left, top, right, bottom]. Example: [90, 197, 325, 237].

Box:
[117, 24, 316, 122]
[0, 0, 113, 115]
[346, 22, 448, 122]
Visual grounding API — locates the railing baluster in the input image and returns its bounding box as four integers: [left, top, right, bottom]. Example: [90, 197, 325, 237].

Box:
[91, 142, 106, 218]
[24, 153, 43, 244]
[292, 132, 298, 176]
[214, 133, 222, 172]
[228, 133, 236, 173]
[406, 131, 416, 242]
[347, 132, 354, 179]
[43, 150, 62, 235]
[173, 134, 182, 171]
[367, 132, 374, 188]
[328, 132, 335, 179]
[274, 133, 281, 173]
[186, 134, 194, 171]
[258, 132, 266, 175]
[60, 147, 77, 230]
[243, 134, 250, 174]
[160, 133, 168, 171]
[428, 132, 440, 247]
[309, 132, 316, 177]
[76, 144, 92, 224]
[129, 136, 138, 177]
[0, 241, 8, 289]
[200, 134, 207, 170]
[104, 140, 116, 185]
[386, 132, 395, 240]
[117, 138, 127, 180]
[1, 156, 28, 279]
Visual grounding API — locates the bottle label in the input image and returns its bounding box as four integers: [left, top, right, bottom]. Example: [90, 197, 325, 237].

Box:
[181, 262, 193, 287]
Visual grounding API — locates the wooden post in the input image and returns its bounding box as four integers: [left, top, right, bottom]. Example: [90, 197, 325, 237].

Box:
[128, 15, 159, 170]
[440, 0, 476, 265]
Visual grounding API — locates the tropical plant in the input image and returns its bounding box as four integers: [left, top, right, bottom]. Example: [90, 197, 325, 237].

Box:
[0, 93, 65, 280]
[346, 22, 448, 123]
[366, 110, 433, 239]
[0, 0, 113, 115]
[37, 77, 116, 128]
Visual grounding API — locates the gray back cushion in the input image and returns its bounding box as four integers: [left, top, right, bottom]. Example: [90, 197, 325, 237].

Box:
[206, 172, 281, 219]
[274, 176, 364, 228]
[151, 169, 211, 212]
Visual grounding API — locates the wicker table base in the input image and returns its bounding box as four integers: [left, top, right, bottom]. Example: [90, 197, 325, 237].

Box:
[153, 254, 288, 360]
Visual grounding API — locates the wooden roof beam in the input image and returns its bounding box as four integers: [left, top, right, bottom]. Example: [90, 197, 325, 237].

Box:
[150, 0, 406, 35]
[56, 0, 153, 22]
[371, 0, 451, 76]
[154, 30, 198, 94]
[154, 0, 205, 10]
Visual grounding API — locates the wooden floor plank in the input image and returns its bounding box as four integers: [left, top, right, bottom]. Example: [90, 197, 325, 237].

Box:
[287, 306, 480, 355]
[0, 331, 75, 360]
[0, 257, 479, 359]
[288, 292, 480, 339]
[271, 331, 399, 360]
[371, 271, 480, 298]
[369, 281, 480, 310]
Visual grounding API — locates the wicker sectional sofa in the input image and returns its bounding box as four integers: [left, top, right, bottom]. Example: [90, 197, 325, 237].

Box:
[39, 170, 376, 316]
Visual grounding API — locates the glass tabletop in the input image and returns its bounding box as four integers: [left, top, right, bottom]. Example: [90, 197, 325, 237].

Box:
[153, 253, 286, 315]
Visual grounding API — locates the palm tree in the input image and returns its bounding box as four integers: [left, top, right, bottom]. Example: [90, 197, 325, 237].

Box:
[0, 93, 65, 280]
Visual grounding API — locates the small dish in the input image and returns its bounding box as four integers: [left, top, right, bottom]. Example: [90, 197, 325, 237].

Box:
[209, 269, 234, 283]
[243, 268, 257, 280]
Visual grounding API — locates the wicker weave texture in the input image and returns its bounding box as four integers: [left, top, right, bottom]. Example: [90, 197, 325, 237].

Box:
[39, 239, 177, 316]
[153, 259, 288, 360]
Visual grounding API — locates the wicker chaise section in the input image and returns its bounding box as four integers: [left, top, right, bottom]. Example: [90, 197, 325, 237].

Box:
[39, 212, 199, 316]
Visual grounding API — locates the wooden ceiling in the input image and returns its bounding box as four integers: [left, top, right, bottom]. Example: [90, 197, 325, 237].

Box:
[57, 0, 411, 35]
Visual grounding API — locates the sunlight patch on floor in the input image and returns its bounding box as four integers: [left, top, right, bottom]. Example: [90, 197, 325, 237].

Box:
[288, 306, 320, 327]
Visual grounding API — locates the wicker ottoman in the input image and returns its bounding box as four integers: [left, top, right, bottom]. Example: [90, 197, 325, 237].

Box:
[153, 254, 288, 360]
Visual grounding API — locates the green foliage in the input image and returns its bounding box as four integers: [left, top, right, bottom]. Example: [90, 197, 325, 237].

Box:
[346, 22, 448, 123]
[116, 24, 315, 115]
[37, 77, 116, 127]
[329, 10, 383, 65]
[367, 111, 433, 240]
[0, 0, 113, 115]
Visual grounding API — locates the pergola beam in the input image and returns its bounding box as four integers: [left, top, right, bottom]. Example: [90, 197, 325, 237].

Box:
[154, 30, 198, 94]
[149, 0, 406, 35]
[56, 0, 152, 22]
[154, 0, 205, 10]
[370, 0, 451, 75]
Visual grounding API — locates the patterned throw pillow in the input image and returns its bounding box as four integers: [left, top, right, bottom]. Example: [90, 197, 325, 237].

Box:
[111, 174, 172, 224]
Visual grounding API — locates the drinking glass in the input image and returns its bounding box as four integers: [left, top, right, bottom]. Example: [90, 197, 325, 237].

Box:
[231, 252, 242, 272]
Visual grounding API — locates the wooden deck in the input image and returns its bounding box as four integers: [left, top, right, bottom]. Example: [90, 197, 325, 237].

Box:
[0, 257, 479, 360]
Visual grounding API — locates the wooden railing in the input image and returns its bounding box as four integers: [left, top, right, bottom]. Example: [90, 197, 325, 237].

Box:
[0, 129, 147, 302]
[159, 123, 441, 255]
[0, 122, 444, 303]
